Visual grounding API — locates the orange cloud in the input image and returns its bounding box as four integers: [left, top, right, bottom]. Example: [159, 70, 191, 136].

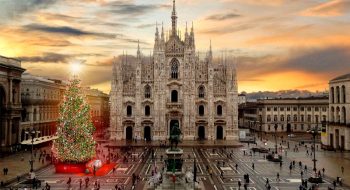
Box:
[301, 0, 350, 17]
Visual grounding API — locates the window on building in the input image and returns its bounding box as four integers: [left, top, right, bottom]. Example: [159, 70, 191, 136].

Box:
[267, 115, 271, 122]
[267, 107, 271, 111]
[171, 90, 178, 102]
[331, 87, 335, 103]
[198, 86, 205, 98]
[127, 106, 132, 116]
[315, 115, 319, 123]
[280, 115, 285, 122]
[145, 105, 150, 116]
[322, 115, 326, 122]
[171, 59, 179, 79]
[293, 107, 297, 111]
[199, 105, 204, 116]
[274, 115, 278, 122]
[287, 107, 290, 111]
[301, 124, 304, 130]
[315, 107, 319, 112]
[300, 115, 304, 122]
[217, 105, 223, 116]
[307, 107, 312, 111]
[294, 124, 297, 130]
[287, 115, 291, 122]
[281, 125, 284, 130]
[293, 114, 298, 122]
[307, 115, 312, 122]
[322, 107, 327, 112]
[300, 107, 304, 111]
[145, 85, 151, 98]
[268, 125, 271, 131]
[336, 86, 340, 103]
[280, 107, 284, 111]
[342, 85, 346, 103]
[274, 107, 277, 111]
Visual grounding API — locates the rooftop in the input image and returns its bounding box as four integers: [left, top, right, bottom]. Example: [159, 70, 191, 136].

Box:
[0, 55, 21, 68]
[331, 73, 350, 82]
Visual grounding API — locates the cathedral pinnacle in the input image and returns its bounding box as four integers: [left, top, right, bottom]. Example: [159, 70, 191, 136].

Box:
[171, 0, 177, 36]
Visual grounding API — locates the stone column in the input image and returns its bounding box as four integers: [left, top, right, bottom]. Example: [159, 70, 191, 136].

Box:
[8, 119, 12, 145]
[9, 78, 13, 103]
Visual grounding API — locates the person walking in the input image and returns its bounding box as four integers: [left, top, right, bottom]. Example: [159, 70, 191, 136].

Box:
[79, 178, 82, 188]
[277, 173, 280, 182]
[252, 163, 255, 170]
[238, 180, 241, 189]
[322, 168, 325, 176]
[341, 166, 344, 175]
[85, 177, 89, 188]
[67, 177, 72, 188]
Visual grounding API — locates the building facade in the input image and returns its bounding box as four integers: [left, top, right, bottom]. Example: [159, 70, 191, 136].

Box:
[0, 56, 25, 151]
[109, 0, 238, 141]
[20, 73, 66, 142]
[324, 73, 350, 150]
[83, 87, 109, 138]
[238, 102, 258, 129]
[255, 97, 329, 133]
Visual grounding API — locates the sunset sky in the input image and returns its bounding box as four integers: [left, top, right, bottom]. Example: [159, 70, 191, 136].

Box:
[1, 0, 350, 93]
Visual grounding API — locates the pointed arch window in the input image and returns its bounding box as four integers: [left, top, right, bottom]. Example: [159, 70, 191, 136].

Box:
[198, 86, 205, 98]
[145, 105, 150, 116]
[171, 58, 179, 79]
[127, 106, 132, 116]
[217, 105, 223, 116]
[145, 85, 151, 99]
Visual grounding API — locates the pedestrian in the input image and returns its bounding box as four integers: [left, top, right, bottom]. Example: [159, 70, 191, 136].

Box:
[45, 182, 50, 190]
[85, 177, 89, 188]
[244, 183, 248, 190]
[277, 173, 280, 182]
[252, 163, 255, 170]
[113, 167, 116, 174]
[266, 178, 269, 186]
[289, 165, 292, 173]
[235, 163, 238, 171]
[79, 178, 82, 188]
[238, 180, 241, 189]
[301, 171, 303, 178]
[67, 177, 71, 187]
[333, 180, 337, 189]
[304, 165, 307, 171]
[279, 161, 282, 168]
[17, 176, 20, 182]
[341, 166, 344, 175]
[322, 168, 325, 176]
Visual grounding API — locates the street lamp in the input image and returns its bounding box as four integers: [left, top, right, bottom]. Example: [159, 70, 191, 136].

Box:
[25, 129, 40, 172]
[311, 124, 319, 173]
[274, 124, 278, 154]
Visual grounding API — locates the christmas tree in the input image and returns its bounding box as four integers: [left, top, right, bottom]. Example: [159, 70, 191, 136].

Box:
[53, 77, 96, 163]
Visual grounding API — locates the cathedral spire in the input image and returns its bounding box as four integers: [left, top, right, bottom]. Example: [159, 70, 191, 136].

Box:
[171, 0, 177, 36]
[208, 40, 213, 60]
[137, 40, 141, 59]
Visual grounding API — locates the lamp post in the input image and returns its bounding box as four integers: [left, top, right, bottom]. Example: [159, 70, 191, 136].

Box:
[25, 129, 40, 172]
[274, 124, 278, 154]
[312, 124, 319, 173]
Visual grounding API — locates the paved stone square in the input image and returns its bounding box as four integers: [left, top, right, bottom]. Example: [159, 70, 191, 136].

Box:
[3, 136, 350, 190]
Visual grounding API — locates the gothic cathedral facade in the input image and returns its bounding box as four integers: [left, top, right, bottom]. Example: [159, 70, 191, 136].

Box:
[109, 0, 239, 141]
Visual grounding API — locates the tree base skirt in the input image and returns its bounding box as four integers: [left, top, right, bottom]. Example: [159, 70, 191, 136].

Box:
[55, 162, 88, 174]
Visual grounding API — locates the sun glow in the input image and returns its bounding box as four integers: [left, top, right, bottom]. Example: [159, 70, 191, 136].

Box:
[70, 62, 82, 74]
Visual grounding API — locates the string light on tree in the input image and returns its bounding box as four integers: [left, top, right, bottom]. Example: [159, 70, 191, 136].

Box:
[52, 76, 96, 163]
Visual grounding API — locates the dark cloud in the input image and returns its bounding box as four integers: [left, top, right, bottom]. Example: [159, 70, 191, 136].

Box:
[137, 23, 155, 29]
[18, 52, 105, 64]
[0, 0, 58, 22]
[284, 47, 350, 73]
[24, 24, 115, 38]
[206, 12, 241, 21]
[237, 46, 350, 80]
[106, 1, 171, 16]
[18, 53, 71, 63]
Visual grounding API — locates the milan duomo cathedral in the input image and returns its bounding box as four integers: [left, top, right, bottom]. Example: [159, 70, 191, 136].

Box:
[109, 0, 239, 141]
